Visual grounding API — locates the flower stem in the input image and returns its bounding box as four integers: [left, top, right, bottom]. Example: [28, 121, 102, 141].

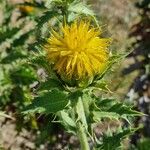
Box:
[75, 97, 90, 150]
[76, 121, 90, 150]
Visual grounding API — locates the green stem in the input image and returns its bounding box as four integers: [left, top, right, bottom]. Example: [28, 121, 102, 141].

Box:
[76, 121, 90, 150]
[75, 97, 90, 150]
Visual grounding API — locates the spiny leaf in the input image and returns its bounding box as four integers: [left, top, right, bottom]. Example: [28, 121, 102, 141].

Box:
[29, 54, 47, 66]
[45, 0, 61, 7]
[36, 10, 58, 28]
[93, 111, 120, 121]
[12, 29, 34, 47]
[23, 89, 69, 114]
[108, 103, 143, 117]
[10, 65, 37, 85]
[95, 98, 142, 117]
[39, 78, 64, 91]
[91, 81, 112, 93]
[97, 128, 139, 150]
[93, 99, 143, 122]
[68, 90, 83, 101]
[96, 98, 116, 109]
[0, 27, 20, 44]
[68, 1, 95, 16]
[1, 48, 27, 64]
[58, 110, 76, 133]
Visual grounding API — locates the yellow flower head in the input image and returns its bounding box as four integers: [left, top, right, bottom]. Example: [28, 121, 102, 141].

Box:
[19, 1, 34, 14]
[19, 5, 34, 13]
[45, 20, 111, 83]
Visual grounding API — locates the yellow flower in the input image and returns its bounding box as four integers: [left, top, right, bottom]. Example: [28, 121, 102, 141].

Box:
[19, 5, 34, 14]
[19, 1, 34, 14]
[45, 20, 111, 82]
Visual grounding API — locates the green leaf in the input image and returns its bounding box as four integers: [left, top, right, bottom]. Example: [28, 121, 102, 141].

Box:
[1, 48, 27, 64]
[10, 65, 37, 85]
[39, 78, 64, 91]
[45, 0, 60, 8]
[93, 99, 143, 122]
[68, 90, 83, 101]
[92, 80, 112, 93]
[12, 29, 34, 47]
[29, 54, 46, 66]
[68, 1, 95, 16]
[36, 10, 58, 28]
[23, 89, 69, 114]
[97, 128, 138, 150]
[96, 98, 116, 110]
[0, 27, 19, 44]
[58, 110, 76, 133]
[93, 111, 120, 121]
[108, 103, 143, 117]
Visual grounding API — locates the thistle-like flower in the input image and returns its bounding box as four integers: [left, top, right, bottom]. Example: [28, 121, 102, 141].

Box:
[45, 20, 111, 84]
[19, 6, 34, 13]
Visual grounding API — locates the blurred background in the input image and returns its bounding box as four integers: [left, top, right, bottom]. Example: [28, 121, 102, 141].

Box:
[0, 0, 150, 149]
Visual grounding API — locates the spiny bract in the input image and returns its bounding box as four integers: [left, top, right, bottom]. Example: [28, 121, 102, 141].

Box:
[45, 20, 111, 81]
